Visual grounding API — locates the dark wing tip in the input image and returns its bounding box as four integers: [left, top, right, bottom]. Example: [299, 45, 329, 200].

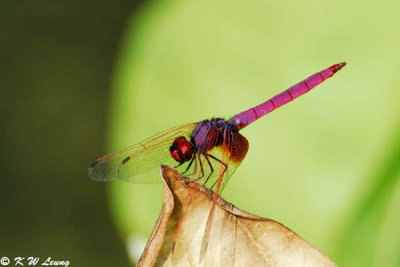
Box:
[88, 160, 102, 180]
[122, 156, 131, 164]
[89, 160, 98, 168]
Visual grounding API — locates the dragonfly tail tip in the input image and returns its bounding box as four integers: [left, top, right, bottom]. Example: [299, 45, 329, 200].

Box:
[331, 62, 347, 73]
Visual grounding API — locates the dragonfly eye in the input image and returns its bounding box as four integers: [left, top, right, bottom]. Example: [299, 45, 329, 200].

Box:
[170, 136, 193, 163]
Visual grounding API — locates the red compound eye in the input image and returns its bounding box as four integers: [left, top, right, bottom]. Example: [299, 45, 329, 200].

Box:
[169, 136, 193, 163]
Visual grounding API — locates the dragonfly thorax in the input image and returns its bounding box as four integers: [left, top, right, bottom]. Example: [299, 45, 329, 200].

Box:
[191, 118, 238, 153]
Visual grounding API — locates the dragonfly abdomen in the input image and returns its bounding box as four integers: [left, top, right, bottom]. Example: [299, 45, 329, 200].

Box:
[230, 63, 346, 130]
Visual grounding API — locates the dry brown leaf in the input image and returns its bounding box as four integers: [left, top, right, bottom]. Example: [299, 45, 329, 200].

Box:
[137, 166, 337, 267]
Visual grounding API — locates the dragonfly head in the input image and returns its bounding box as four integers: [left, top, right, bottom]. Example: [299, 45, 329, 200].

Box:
[170, 136, 194, 163]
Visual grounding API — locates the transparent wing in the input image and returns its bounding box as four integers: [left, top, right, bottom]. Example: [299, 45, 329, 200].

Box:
[88, 123, 198, 183]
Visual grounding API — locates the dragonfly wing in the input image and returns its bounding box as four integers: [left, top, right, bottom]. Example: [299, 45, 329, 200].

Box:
[89, 143, 145, 182]
[118, 139, 183, 183]
[88, 123, 197, 183]
[220, 132, 249, 191]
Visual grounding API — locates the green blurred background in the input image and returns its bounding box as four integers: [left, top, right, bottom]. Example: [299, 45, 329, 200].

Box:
[2, 0, 400, 266]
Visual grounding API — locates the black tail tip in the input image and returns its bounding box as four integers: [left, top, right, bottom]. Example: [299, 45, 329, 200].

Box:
[331, 62, 347, 73]
[337, 62, 347, 69]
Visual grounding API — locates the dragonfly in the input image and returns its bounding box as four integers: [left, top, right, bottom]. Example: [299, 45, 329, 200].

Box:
[89, 62, 346, 195]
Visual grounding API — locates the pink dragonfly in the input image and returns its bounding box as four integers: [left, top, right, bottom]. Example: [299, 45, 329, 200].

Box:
[89, 63, 346, 194]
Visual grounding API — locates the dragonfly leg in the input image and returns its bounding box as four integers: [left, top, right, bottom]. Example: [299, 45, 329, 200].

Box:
[181, 154, 195, 175]
[184, 154, 199, 185]
[197, 154, 205, 180]
[174, 161, 184, 169]
[203, 153, 214, 186]
[186, 153, 204, 185]
[208, 154, 228, 189]
[192, 153, 198, 175]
